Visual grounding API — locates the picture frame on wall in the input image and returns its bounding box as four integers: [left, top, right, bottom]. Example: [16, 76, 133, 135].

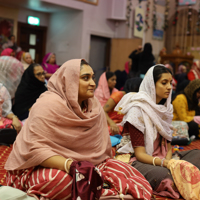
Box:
[77, 0, 98, 5]
[179, 0, 196, 6]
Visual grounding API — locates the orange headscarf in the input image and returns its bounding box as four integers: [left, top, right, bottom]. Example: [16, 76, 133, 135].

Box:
[5, 59, 112, 170]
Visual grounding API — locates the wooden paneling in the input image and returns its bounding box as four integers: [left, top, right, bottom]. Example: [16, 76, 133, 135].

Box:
[165, 8, 200, 60]
[110, 38, 142, 72]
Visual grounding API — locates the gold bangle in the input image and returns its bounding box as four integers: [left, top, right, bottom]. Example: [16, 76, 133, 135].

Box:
[152, 157, 159, 166]
[12, 115, 18, 119]
[64, 158, 73, 173]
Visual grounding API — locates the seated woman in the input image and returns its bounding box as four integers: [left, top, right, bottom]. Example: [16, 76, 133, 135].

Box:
[104, 77, 142, 135]
[115, 65, 200, 198]
[21, 52, 33, 70]
[173, 79, 200, 139]
[0, 56, 24, 99]
[0, 48, 15, 57]
[5, 59, 152, 200]
[0, 83, 22, 132]
[12, 63, 47, 120]
[187, 60, 200, 81]
[42, 52, 59, 79]
[95, 72, 118, 107]
[2, 34, 21, 54]
[174, 64, 187, 81]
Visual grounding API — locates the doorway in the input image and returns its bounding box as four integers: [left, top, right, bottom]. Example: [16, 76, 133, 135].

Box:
[17, 22, 47, 63]
[89, 35, 111, 85]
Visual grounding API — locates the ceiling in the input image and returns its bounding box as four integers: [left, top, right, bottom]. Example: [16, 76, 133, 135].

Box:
[0, 0, 70, 13]
[0, 0, 166, 14]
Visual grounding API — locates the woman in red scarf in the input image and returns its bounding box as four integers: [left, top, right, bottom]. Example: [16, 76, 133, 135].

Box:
[188, 61, 200, 80]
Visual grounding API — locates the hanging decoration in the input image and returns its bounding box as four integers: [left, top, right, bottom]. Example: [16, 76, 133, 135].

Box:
[187, 5, 192, 35]
[173, 0, 179, 25]
[145, 0, 150, 31]
[152, 0, 157, 30]
[138, 0, 142, 8]
[134, 7, 144, 38]
[163, 0, 169, 30]
[196, 2, 200, 34]
[126, 0, 132, 27]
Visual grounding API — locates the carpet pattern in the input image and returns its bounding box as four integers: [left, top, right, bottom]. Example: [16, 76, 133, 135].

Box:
[0, 145, 12, 186]
[0, 140, 200, 199]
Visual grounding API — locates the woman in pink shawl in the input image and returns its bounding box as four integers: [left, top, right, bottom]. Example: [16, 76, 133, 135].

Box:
[41, 52, 59, 79]
[5, 59, 152, 200]
[0, 48, 15, 57]
[95, 72, 118, 107]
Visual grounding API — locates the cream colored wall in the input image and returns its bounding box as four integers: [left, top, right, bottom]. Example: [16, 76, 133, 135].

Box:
[126, 0, 165, 63]
[0, 5, 18, 37]
[144, 4, 165, 62]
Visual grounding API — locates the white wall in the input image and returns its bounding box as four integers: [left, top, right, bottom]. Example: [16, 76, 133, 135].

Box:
[42, 0, 128, 62]
[18, 8, 50, 27]
[46, 10, 83, 65]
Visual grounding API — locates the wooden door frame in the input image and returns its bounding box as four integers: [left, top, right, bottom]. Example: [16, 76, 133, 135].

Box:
[17, 22, 47, 61]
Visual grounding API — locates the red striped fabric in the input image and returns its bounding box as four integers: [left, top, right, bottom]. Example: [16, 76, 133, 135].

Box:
[98, 159, 152, 199]
[6, 159, 152, 200]
[7, 167, 72, 200]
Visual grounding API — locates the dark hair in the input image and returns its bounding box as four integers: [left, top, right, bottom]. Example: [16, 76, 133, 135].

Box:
[153, 64, 172, 84]
[80, 59, 89, 70]
[123, 77, 142, 93]
[186, 88, 200, 110]
[193, 88, 200, 106]
[10, 45, 17, 51]
[32, 63, 41, 69]
[106, 72, 115, 81]
[8, 34, 15, 40]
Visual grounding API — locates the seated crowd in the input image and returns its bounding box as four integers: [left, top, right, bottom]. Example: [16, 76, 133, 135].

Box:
[0, 39, 200, 200]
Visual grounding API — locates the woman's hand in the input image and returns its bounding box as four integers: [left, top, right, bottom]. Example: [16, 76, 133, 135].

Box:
[163, 159, 170, 168]
[137, 45, 142, 51]
[6, 113, 22, 133]
[12, 116, 22, 133]
[110, 123, 120, 135]
[41, 156, 73, 173]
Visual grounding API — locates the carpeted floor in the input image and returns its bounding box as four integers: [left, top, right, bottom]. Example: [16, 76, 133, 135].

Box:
[0, 140, 200, 199]
[0, 145, 12, 186]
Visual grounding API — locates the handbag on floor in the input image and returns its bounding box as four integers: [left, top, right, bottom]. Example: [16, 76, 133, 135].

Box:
[171, 121, 190, 145]
[167, 159, 200, 200]
[0, 124, 17, 146]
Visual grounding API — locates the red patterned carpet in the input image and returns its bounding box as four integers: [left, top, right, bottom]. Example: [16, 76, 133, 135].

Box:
[0, 140, 200, 199]
[0, 145, 12, 186]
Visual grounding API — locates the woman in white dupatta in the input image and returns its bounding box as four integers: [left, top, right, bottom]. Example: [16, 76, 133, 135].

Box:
[115, 65, 200, 199]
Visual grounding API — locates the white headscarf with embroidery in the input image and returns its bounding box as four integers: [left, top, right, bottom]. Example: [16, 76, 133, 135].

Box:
[115, 65, 173, 155]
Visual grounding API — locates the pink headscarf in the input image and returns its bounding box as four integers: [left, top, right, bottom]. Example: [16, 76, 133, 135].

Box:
[0, 48, 13, 56]
[94, 72, 118, 107]
[5, 59, 112, 170]
[41, 52, 59, 74]
[165, 64, 174, 74]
